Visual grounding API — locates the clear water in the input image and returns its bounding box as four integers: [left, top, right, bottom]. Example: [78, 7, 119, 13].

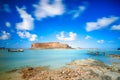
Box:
[0, 49, 120, 72]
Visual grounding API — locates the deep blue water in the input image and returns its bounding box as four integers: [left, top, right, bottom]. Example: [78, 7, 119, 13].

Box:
[0, 49, 120, 72]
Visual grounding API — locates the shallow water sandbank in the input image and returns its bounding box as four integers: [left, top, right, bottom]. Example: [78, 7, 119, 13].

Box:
[1, 59, 120, 80]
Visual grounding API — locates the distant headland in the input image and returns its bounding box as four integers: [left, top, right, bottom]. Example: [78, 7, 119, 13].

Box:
[31, 42, 72, 49]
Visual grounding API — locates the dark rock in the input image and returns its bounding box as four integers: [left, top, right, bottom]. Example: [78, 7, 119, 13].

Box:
[6, 69, 18, 73]
[101, 75, 112, 80]
[116, 77, 120, 80]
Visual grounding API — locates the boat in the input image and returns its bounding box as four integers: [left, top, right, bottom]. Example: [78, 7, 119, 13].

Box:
[8, 49, 24, 52]
[117, 48, 120, 50]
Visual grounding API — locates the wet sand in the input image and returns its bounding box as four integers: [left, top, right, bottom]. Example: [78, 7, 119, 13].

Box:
[0, 70, 24, 80]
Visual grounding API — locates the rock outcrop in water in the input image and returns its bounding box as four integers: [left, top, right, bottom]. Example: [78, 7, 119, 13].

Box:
[108, 54, 120, 60]
[1, 59, 120, 80]
[19, 59, 120, 80]
[31, 42, 72, 49]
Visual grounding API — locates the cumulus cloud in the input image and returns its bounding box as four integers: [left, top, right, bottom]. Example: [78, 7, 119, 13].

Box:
[17, 31, 26, 38]
[56, 31, 77, 41]
[29, 34, 37, 41]
[5, 22, 11, 27]
[17, 31, 37, 41]
[97, 40, 104, 44]
[33, 0, 65, 20]
[71, 6, 86, 19]
[111, 24, 120, 30]
[0, 31, 10, 40]
[86, 16, 119, 31]
[16, 7, 38, 41]
[85, 35, 91, 39]
[16, 7, 34, 30]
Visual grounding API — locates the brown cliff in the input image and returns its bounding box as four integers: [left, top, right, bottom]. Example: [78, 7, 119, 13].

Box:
[31, 42, 72, 49]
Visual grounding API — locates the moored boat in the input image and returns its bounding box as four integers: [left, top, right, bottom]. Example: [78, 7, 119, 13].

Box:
[117, 48, 120, 50]
[8, 49, 24, 52]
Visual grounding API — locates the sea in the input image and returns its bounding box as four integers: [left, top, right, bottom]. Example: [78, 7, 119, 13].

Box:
[0, 49, 120, 73]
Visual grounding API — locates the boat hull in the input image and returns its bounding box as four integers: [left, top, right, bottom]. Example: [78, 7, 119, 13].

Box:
[8, 49, 24, 52]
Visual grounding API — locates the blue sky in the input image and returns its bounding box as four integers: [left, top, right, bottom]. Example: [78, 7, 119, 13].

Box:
[0, 0, 120, 48]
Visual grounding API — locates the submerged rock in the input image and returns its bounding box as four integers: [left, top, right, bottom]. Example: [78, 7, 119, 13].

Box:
[108, 54, 120, 60]
[20, 66, 49, 80]
[68, 59, 108, 68]
[6, 69, 18, 73]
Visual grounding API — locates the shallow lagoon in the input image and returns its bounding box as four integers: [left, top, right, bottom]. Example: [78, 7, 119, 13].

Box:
[0, 49, 120, 72]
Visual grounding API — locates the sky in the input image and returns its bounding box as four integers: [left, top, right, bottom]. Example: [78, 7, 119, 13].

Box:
[0, 0, 120, 48]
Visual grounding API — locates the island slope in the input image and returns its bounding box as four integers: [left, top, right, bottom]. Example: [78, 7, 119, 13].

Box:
[31, 42, 72, 49]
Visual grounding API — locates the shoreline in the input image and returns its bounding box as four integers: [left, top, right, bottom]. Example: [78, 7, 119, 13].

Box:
[1, 58, 120, 80]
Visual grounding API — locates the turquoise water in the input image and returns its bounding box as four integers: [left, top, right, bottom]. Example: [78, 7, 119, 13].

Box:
[0, 49, 120, 72]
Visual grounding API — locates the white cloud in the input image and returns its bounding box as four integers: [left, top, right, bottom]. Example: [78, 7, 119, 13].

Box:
[86, 16, 119, 31]
[72, 6, 86, 19]
[111, 24, 120, 30]
[17, 31, 37, 41]
[3, 4, 11, 13]
[17, 31, 26, 38]
[5, 22, 11, 27]
[16, 7, 34, 30]
[56, 31, 77, 41]
[97, 40, 104, 44]
[29, 34, 37, 41]
[33, 0, 65, 20]
[0, 31, 10, 40]
[85, 35, 91, 39]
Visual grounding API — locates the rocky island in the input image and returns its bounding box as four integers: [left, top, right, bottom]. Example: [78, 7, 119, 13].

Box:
[31, 42, 72, 49]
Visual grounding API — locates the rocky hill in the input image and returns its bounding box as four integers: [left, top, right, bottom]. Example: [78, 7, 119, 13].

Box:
[31, 42, 72, 49]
